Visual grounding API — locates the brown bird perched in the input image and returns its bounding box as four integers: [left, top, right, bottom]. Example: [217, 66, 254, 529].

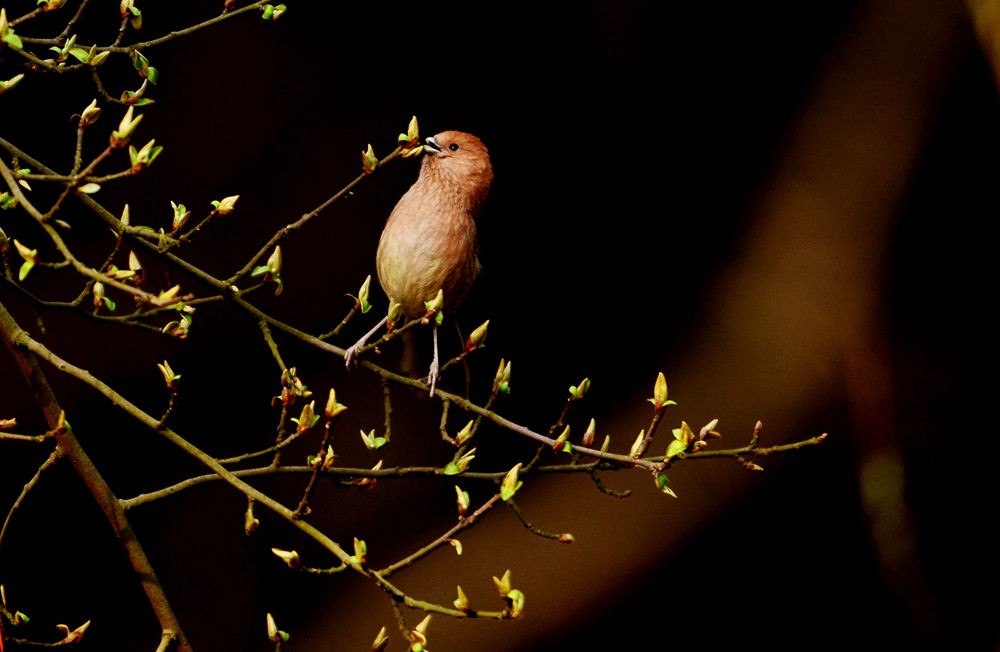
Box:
[345, 130, 494, 395]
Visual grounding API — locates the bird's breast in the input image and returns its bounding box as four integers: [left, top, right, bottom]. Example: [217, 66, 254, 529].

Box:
[375, 188, 479, 318]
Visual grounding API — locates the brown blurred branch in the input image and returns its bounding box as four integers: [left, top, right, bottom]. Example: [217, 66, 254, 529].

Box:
[966, 0, 1000, 91]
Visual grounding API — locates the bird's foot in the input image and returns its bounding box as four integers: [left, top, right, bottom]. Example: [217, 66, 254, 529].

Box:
[344, 343, 363, 368]
[344, 316, 388, 370]
[426, 358, 440, 397]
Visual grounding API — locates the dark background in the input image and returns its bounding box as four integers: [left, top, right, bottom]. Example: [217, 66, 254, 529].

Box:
[2, 1, 997, 650]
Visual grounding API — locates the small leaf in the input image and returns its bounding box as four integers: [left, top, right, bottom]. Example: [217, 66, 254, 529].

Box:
[2, 32, 24, 51]
[360, 429, 387, 450]
[665, 439, 688, 459]
[655, 472, 678, 497]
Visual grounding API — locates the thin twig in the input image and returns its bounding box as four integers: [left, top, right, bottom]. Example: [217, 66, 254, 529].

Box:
[379, 493, 503, 577]
[0, 447, 62, 550]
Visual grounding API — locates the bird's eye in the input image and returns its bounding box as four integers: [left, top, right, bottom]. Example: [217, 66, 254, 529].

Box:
[448, 143, 460, 151]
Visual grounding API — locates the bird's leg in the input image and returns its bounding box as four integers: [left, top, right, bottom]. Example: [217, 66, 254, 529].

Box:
[427, 322, 441, 396]
[344, 315, 388, 368]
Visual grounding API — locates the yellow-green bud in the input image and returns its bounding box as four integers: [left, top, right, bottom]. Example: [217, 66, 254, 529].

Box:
[453, 585, 470, 612]
[212, 194, 239, 215]
[569, 377, 591, 399]
[111, 105, 143, 147]
[582, 418, 596, 447]
[465, 320, 489, 350]
[156, 360, 180, 389]
[492, 569, 512, 596]
[324, 387, 347, 419]
[629, 429, 646, 458]
[270, 548, 300, 569]
[551, 425, 570, 452]
[500, 463, 522, 501]
[455, 419, 475, 446]
[371, 627, 390, 652]
[79, 99, 101, 127]
[361, 143, 378, 174]
[455, 485, 470, 516]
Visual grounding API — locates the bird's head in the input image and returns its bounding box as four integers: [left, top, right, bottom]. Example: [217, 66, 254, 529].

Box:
[422, 131, 494, 199]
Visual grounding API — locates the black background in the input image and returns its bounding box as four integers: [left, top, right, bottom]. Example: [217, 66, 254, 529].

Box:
[2, 1, 998, 650]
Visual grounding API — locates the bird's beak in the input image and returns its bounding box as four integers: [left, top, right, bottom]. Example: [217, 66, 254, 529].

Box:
[423, 136, 442, 154]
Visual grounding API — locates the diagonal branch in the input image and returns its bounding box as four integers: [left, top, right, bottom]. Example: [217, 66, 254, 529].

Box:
[0, 300, 192, 652]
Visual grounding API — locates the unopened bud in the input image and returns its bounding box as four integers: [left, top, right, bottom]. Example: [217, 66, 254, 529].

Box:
[453, 585, 470, 612]
[324, 387, 347, 419]
[699, 418, 721, 440]
[156, 360, 180, 389]
[56, 620, 91, 645]
[352, 537, 367, 565]
[569, 377, 591, 399]
[506, 588, 525, 618]
[211, 194, 239, 215]
[170, 201, 190, 232]
[465, 320, 489, 350]
[111, 105, 143, 147]
[92, 281, 108, 311]
[129, 139, 162, 172]
[265, 612, 289, 643]
[492, 358, 512, 395]
[454, 419, 475, 446]
[293, 400, 317, 433]
[411, 614, 431, 643]
[320, 444, 336, 471]
[79, 99, 101, 127]
[361, 143, 378, 174]
[386, 299, 403, 330]
[371, 626, 390, 652]
[398, 115, 421, 147]
[551, 425, 570, 452]
[128, 250, 142, 275]
[270, 547, 300, 569]
[500, 463, 522, 501]
[582, 418, 596, 447]
[266, 245, 282, 275]
[629, 429, 646, 458]
[443, 447, 476, 475]
[351, 275, 372, 313]
[492, 569, 512, 596]
[423, 288, 444, 317]
[455, 485, 470, 516]
[647, 371, 676, 412]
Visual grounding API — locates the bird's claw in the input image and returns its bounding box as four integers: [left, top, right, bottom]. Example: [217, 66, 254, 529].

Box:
[344, 344, 361, 368]
[344, 340, 365, 369]
[426, 359, 440, 397]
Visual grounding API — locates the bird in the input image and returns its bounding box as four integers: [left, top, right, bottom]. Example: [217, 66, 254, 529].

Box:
[345, 130, 494, 395]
